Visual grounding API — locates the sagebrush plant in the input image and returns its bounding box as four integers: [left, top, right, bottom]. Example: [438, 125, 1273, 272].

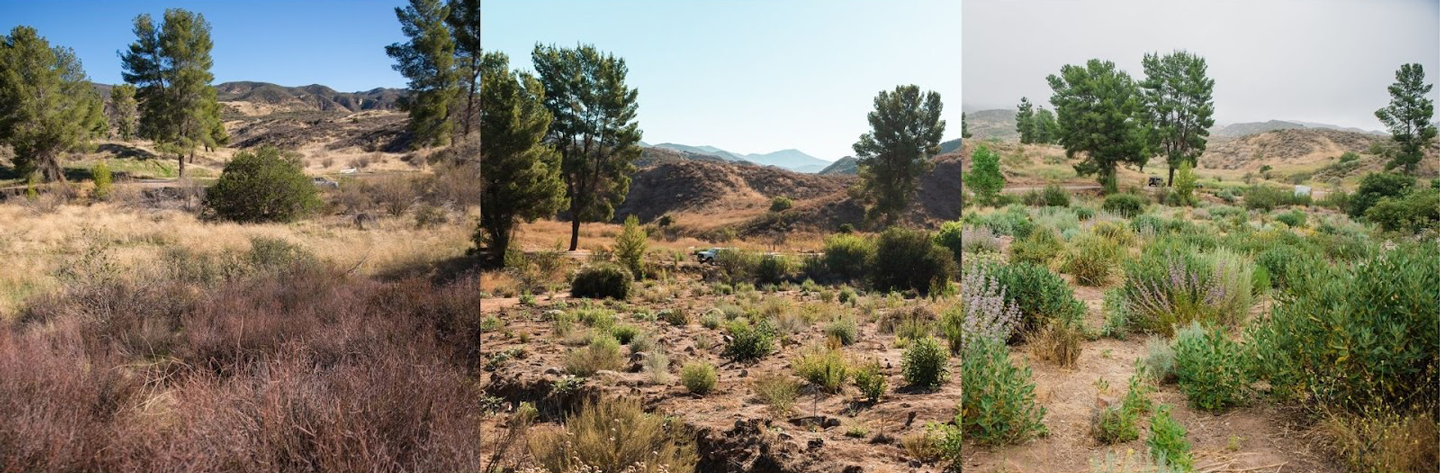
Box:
[722, 318, 778, 362]
[1102, 193, 1146, 218]
[1062, 233, 1123, 286]
[960, 337, 1046, 446]
[1009, 225, 1066, 266]
[793, 344, 850, 393]
[528, 397, 697, 473]
[1146, 406, 1193, 471]
[1142, 336, 1177, 384]
[852, 359, 887, 402]
[984, 262, 1085, 339]
[680, 361, 718, 395]
[902, 336, 950, 390]
[570, 263, 633, 300]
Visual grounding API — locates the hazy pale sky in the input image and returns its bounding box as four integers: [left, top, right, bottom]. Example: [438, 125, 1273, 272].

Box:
[485, 0, 963, 161]
[963, 0, 1440, 131]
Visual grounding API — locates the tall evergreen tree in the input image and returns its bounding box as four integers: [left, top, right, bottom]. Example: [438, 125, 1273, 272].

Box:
[386, 0, 457, 148]
[0, 26, 104, 181]
[853, 84, 946, 224]
[108, 84, 139, 142]
[1048, 59, 1148, 193]
[478, 52, 567, 266]
[120, 9, 220, 178]
[447, 0, 481, 139]
[962, 112, 972, 139]
[532, 44, 643, 251]
[1016, 97, 1036, 143]
[1375, 63, 1436, 174]
[1140, 50, 1215, 185]
[1033, 107, 1058, 144]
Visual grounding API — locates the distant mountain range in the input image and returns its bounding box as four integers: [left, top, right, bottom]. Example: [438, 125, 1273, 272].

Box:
[961, 108, 1387, 141]
[1209, 120, 1385, 137]
[215, 81, 405, 113]
[644, 143, 832, 173]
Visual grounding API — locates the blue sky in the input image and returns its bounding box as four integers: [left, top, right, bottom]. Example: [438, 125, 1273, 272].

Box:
[0, 0, 410, 92]
[485, 0, 963, 161]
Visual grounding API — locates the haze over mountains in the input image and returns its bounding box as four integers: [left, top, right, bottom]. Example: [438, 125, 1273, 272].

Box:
[960, 107, 1388, 141]
[643, 143, 833, 173]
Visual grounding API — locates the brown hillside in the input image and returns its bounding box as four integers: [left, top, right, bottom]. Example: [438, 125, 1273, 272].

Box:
[1200, 128, 1385, 171]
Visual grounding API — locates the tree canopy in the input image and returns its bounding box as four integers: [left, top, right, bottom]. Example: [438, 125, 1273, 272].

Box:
[1048, 59, 1148, 193]
[0, 26, 105, 182]
[853, 84, 946, 224]
[1140, 50, 1215, 185]
[532, 43, 643, 251]
[120, 8, 223, 177]
[386, 0, 457, 148]
[1375, 63, 1436, 174]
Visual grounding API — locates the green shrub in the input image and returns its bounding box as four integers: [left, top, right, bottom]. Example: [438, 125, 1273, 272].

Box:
[527, 397, 696, 473]
[1061, 233, 1122, 286]
[614, 215, 648, 279]
[722, 318, 777, 362]
[769, 195, 793, 212]
[1247, 243, 1439, 413]
[1102, 193, 1146, 218]
[960, 338, 1046, 446]
[92, 160, 112, 200]
[793, 345, 850, 393]
[1366, 187, 1440, 233]
[1040, 184, 1071, 207]
[822, 234, 873, 281]
[1348, 172, 1415, 217]
[1009, 226, 1065, 266]
[571, 264, 633, 300]
[204, 146, 322, 223]
[610, 324, 640, 345]
[1147, 406, 1193, 471]
[964, 205, 1034, 237]
[852, 360, 887, 402]
[902, 336, 950, 390]
[660, 308, 689, 326]
[1173, 322, 1249, 412]
[1244, 184, 1310, 211]
[1275, 209, 1307, 227]
[750, 374, 799, 415]
[714, 248, 762, 282]
[1093, 363, 1155, 444]
[681, 361, 718, 394]
[755, 254, 791, 285]
[1254, 244, 1314, 291]
[1143, 336, 1177, 384]
[1122, 246, 1252, 335]
[934, 220, 964, 263]
[565, 334, 625, 376]
[824, 315, 859, 345]
[985, 263, 1086, 338]
[869, 227, 955, 296]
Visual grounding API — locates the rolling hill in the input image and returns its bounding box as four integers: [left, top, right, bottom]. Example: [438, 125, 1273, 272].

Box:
[215, 81, 405, 115]
[646, 143, 832, 173]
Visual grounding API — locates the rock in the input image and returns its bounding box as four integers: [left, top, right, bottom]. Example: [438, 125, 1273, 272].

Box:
[739, 369, 749, 377]
[543, 367, 560, 376]
[842, 466, 863, 473]
[807, 438, 824, 450]
[822, 417, 840, 429]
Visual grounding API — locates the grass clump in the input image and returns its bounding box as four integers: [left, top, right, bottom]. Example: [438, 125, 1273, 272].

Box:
[750, 373, 800, 415]
[564, 334, 625, 376]
[793, 344, 850, 393]
[528, 397, 697, 473]
[1062, 233, 1123, 286]
[680, 361, 718, 395]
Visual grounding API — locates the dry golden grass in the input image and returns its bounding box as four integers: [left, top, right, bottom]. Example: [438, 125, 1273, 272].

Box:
[511, 220, 829, 254]
[0, 202, 471, 317]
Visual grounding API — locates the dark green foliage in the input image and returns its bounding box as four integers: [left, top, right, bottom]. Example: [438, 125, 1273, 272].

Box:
[769, 195, 793, 212]
[1348, 172, 1415, 217]
[964, 145, 1005, 206]
[614, 215, 648, 278]
[1366, 187, 1439, 233]
[1147, 406, 1193, 471]
[386, 0, 456, 147]
[852, 360, 887, 402]
[985, 263, 1086, 338]
[960, 338, 1046, 445]
[1008, 226, 1065, 266]
[1374, 64, 1436, 174]
[853, 85, 945, 223]
[446, 0, 481, 138]
[1102, 193, 1146, 218]
[1247, 243, 1439, 413]
[755, 254, 790, 285]
[934, 221, 963, 264]
[533, 44, 643, 251]
[1016, 96, 1036, 143]
[902, 336, 949, 390]
[121, 9, 224, 177]
[1140, 51, 1215, 186]
[1275, 209, 1306, 227]
[964, 205, 1034, 237]
[476, 52, 567, 265]
[203, 146, 321, 223]
[1244, 185, 1309, 211]
[868, 227, 955, 296]
[1048, 59, 1149, 193]
[723, 318, 778, 363]
[1172, 323, 1249, 412]
[570, 264, 633, 300]
[1039, 184, 1070, 207]
[821, 234, 873, 281]
[107, 84, 138, 142]
[0, 26, 106, 181]
[1254, 245, 1314, 291]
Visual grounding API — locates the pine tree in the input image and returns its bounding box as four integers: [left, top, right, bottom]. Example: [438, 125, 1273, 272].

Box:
[1140, 51, 1216, 185]
[962, 112, 972, 139]
[477, 52, 567, 266]
[964, 144, 1005, 206]
[614, 215, 648, 279]
[120, 9, 220, 178]
[1375, 63, 1436, 174]
[1016, 97, 1036, 143]
[1048, 59, 1148, 193]
[533, 44, 643, 251]
[447, 0, 481, 139]
[108, 84, 139, 141]
[386, 0, 457, 148]
[853, 84, 946, 224]
[1033, 107, 1058, 145]
[0, 26, 104, 182]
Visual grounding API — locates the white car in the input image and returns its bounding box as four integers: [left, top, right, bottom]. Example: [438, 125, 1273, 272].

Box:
[311, 177, 339, 188]
[693, 247, 732, 264]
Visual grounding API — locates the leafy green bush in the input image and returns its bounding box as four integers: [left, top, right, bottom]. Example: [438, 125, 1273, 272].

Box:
[1243, 184, 1309, 211]
[571, 263, 633, 300]
[985, 263, 1086, 338]
[1147, 406, 1193, 471]
[1102, 193, 1146, 218]
[204, 146, 321, 223]
[821, 234, 873, 281]
[934, 220, 963, 263]
[1040, 184, 1071, 207]
[1247, 243, 1439, 413]
[1365, 187, 1440, 233]
[869, 227, 955, 296]
[824, 315, 859, 345]
[793, 345, 850, 393]
[1093, 363, 1155, 444]
[960, 338, 1046, 446]
[1061, 233, 1123, 286]
[964, 205, 1034, 237]
[564, 334, 625, 376]
[1275, 209, 1307, 227]
[755, 254, 791, 285]
[1009, 226, 1065, 266]
[714, 248, 762, 282]
[610, 324, 640, 345]
[722, 318, 777, 362]
[92, 160, 112, 200]
[1173, 322, 1249, 412]
[1253, 244, 1314, 291]
[852, 360, 887, 402]
[769, 195, 793, 212]
[1348, 172, 1414, 217]
[614, 215, 648, 279]
[681, 361, 718, 394]
[902, 336, 950, 390]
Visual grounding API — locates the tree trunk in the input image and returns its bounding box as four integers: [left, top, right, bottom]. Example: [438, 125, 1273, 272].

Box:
[569, 216, 581, 252]
[1168, 166, 1176, 187]
[178, 153, 186, 178]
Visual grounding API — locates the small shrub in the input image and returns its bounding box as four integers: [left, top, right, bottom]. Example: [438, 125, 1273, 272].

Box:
[902, 336, 950, 390]
[1061, 233, 1122, 286]
[1348, 172, 1414, 217]
[528, 397, 697, 473]
[1009, 226, 1065, 266]
[1102, 193, 1146, 218]
[614, 215, 648, 279]
[1275, 209, 1307, 227]
[852, 359, 887, 402]
[92, 160, 112, 200]
[1173, 322, 1248, 412]
[769, 195, 793, 212]
[204, 146, 322, 223]
[722, 318, 777, 362]
[793, 345, 850, 393]
[610, 324, 640, 345]
[1029, 319, 1084, 368]
[869, 227, 955, 296]
[985, 263, 1086, 338]
[565, 334, 625, 376]
[571, 264, 633, 300]
[934, 220, 964, 262]
[824, 315, 859, 345]
[1040, 184, 1071, 207]
[755, 254, 791, 285]
[960, 338, 1046, 445]
[680, 361, 718, 395]
[750, 373, 800, 415]
[659, 308, 689, 326]
[1147, 406, 1193, 471]
[1142, 336, 1177, 384]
